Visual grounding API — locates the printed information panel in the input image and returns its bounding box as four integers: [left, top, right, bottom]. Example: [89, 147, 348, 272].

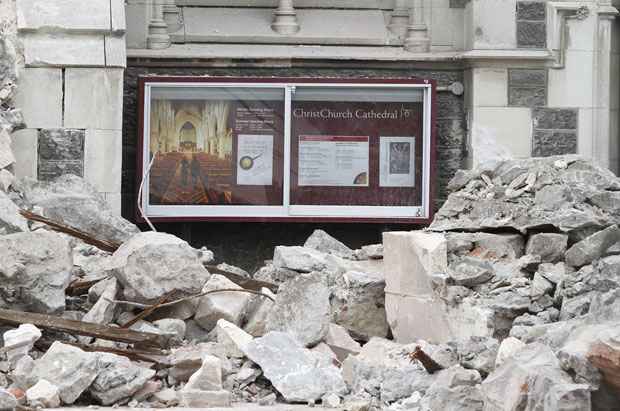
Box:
[139, 78, 435, 222]
[298, 135, 369, 187]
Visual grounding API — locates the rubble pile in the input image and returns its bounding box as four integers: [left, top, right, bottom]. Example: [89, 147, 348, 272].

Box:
[0, 153, 618, 411]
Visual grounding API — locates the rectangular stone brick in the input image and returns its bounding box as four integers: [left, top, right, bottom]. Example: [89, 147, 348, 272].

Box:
[509, 69, 547, 87]
[508, 87, 546, 107]
[517, 21, 547, 48]
[516, 1, 546, 21]
[23, 33, 105, 67]
[14, 68, 63, 128]
[17, 0, 111, 31]
[10, 129, 38, 179]
[533, 108, 578, 130]
[84, 129, 122, 193]
[532, 130, 578, 157]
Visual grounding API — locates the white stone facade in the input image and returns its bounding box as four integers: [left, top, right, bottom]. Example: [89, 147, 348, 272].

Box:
[11, 0, 126, 213]
[9, 0, 620, 218]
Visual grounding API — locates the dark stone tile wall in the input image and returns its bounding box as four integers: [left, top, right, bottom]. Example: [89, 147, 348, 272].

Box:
[516, 1, 547, 49]
[532, 108, 578, 156]
[508, 68, 547, 107]
[122, 64, 466, 270]
[38, 128, 85, 180]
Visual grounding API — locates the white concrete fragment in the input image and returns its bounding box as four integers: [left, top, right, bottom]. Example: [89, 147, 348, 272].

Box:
[243, 287, 276, 337]
[2, 324, 42, 367]
[324, 323, 361, 362]
[273, 245, 329, 272]
[195, 274, 253, 331]
[26, 379, 60, 408]
[494, 337, 526, 368]
[180, 389, 231, 407]
[184, 355, 223, 391]
[216, 319, 253, 358]
[81, 277, 118, 326]
[153, 318, 187, 340]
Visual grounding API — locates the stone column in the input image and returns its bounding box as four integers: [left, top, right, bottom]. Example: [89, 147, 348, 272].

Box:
[388, 0, 409, 38]
[404, 0, 430, 52]
[271, 0, 300, 35]
[147, 0, 171, 49]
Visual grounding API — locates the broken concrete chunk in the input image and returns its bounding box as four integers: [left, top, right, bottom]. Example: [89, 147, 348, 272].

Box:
[169, 342, 230, 382]
[266, 273, 331, 347]
[481, 343, 577, 411]
[456, 336, 499, 376]
[325, 323, 362, 362]
[0, 190, 28, 234]
[89, 352, 156, 405]
[304, 229, 354, 259]
[0, 388, 17, 410]
[216, 319, 253, 358]
[544, 384, 592, 411]
[216, 262, 249, 278]
[332, 270, 389, 341]
[420, 366, 484, 411]
[494, 337, 525, 368]
[253, 263, 299, 285]
[26, 379, 60, 408]
[29, 342, 99, 404]
[273, 246, 329, 272]
[2, 324, 41, 367]
[82, 277, 118, 326]
[530, 273, 554, 300]
[194, 274, 252, 332]
[526, 233, 568, 263]
[110, 231, 211, 304]
[243, 287, 276, 337]
[242, 332, 347, 402]
[153, 318, 186, 340]
[449, 258, 495, 287]
[17, 175, 140, 244]
[184, 355, 223, 391]
[565, 225, 620, 268]
[0, 231, 72, 314]
[357, 244, 383, 260]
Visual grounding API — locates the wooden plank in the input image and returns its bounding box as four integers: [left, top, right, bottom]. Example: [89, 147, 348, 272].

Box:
[0, 308, 174, 349]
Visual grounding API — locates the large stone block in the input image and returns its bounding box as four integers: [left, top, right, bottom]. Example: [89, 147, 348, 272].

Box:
[84, 129, 122, 193]
[17, 0, 111, 31]
[23, 33, 105, 67]
[105, 35, 126, 68]
[10, 129, 37, 179]
[14, 68, 62, 128]
[64, 68, 123, 129]
[383, 231, 447, 297]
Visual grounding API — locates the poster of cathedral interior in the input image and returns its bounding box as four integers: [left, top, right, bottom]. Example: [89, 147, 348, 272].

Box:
[147, 96, 284, 206]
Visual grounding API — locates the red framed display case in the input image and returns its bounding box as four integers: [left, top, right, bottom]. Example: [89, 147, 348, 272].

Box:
[137, 76, 437, 223]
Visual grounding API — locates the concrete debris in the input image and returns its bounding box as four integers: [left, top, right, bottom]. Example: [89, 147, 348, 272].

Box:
[17, 175, 140, 244]
[110, 231, 211, 304]
[25, 379, 60, 408]
[324, 323, 362, 362]
[565, 224, 620, 268]
[267, 273, 331, 347]
[304, 229, 355, 259]
[0, 190, 27, 234]
[243, 287, 276, 337]
[195, 274, 253, 331]
[184, 354, 223, 391]
[494, 337, 525, 368]
[216, 319, 253, 358]
[0, 231, 72, 314]
[180, 389, 231, 407]
[332, 270, 389, 341]
[242, 332, 347, 402]
[0, 388, 17, 410]
[153, 318, 186, 340]
[526, 233, 568, 263]
[273, 245, 330, 272]
[29, 341, 100, 404]
[2, 324, 41, 367]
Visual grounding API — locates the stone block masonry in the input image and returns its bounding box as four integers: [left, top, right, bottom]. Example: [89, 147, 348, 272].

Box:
[516, 1, 546, 49]
[10, 0, 127, 214]
[532, 108, 578, 157]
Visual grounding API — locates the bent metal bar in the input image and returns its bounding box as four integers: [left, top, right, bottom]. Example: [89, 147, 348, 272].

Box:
[137, 77, 437, 224]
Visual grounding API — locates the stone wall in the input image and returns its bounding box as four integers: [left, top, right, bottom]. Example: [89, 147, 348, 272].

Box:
[9, 0, 126, 213]
[122, 64, 466, 270]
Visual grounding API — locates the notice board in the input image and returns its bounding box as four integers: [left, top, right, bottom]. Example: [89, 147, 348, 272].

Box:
[137, 77, 436, 223]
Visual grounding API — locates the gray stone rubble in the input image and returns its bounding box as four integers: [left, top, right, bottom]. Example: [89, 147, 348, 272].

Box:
[0, 153, 619, 410]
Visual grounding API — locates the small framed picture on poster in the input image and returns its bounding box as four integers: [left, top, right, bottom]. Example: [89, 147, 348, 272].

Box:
[379, 136, 416, 187]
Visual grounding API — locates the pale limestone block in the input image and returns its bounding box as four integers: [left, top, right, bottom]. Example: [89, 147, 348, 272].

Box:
[577, 108, 594, 160]
[17, 0, 111, 31]
[103, 192, 122, 216]
[382, 231, 447, 296]
[472, 107, 532, 159]
[472, 68, 508, 107]
[548, 50, 595, 108]
[125, 1, 150, 49]
[64, 69, 123, 129]
[110, 0, 126, 33]
[467, 0, 517, 50]
[84, 129, 122, 193]
[10, 129, 37, 179]
[385, 293, 453, 344]
[105, 35, 126, 68]
[23, 33, 105, 67]
[14, 68, 62, 128]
